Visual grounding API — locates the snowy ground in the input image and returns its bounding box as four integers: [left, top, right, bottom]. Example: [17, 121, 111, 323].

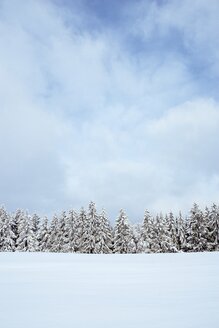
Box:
[0, 252, 218, 328]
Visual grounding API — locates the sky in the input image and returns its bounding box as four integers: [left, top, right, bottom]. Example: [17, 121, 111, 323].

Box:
[0, 0, 219, 221]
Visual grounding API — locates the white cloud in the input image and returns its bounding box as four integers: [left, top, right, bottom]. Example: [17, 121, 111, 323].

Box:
[142, 98, 219, 213]
[147, 98, 219, 171]
[64, 98, 219, 219]
[0, 0, 219, 220]
[133, 0, 219, 75]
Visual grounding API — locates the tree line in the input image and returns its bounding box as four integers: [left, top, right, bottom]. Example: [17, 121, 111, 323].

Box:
[0, 202, 218, 253]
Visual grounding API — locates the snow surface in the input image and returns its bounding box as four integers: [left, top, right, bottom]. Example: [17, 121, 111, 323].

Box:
[0, 252, 218, 328]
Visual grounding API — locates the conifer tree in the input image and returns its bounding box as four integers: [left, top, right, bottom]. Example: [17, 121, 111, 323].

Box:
[75, 207, 87, 253]
[0, 206, 8, 251]
[163, 213, 178, 252]
[186, 203, 208, 252]
[157, 214, 172, 253]
[10, 209, 21, 250]
[16, 211, 30, 252]
[56, 212, 67, 252]
[31, 214, 40, 233]
[48, 214, 59, 252]
[0, 207, 16, 251]
[132, 223, 145, 253]
[205, 204, 219, 251]
[141, 210, 154, 253]
[94, 209, 113, 254]
[80, 202, 98, 254]
[175, 211, 186, 251]
[114, 209, 134, 253]
[27, 214, 40, 252]
[38, 217, 50, 252]
[149, 214, 163, 253]
[63, 210, 78, 252]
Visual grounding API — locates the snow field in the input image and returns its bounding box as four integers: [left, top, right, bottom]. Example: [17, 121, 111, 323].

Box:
[0, 252, 218, 328]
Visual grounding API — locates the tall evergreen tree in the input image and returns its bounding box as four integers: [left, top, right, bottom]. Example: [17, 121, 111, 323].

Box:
[31, 214, 40, 234]
[114, 209, 134, 254]
[175, 211, 186, 251]
[63, 210, 78, 253]
[75, 207, 87, 253]
[149, 214, 164, 253]
[16, 211, 30, 252]
[94, 209, 113, 254]
[163, 212, 178, 253]
[56, 212, 67, 252]
[38, 217, 50, 252]
[0, 207, 16, 251]
[141, 210, 153, 253]
[48, 214, 59, 252]
[186, 203, 208, 252]
[205, 204, 219, 251]
[27, 214, 40, 252]
[0, 206, 8, 251]
[132, 223, 145, 253]
[80, 202, 98, 254]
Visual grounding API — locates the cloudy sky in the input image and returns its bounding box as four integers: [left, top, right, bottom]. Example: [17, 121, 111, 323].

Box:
[0, 0, 219, 221]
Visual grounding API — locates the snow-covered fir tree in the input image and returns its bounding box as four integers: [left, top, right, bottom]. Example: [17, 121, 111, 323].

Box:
[186, 203, 208, 252]
[80, 202, 98, 254]
[156, 213, 171, 253]
[163, 212, 178, 253]
[149, 214, 163, 253]
[10, 210, 20, 250]
[175, 211, 186, 251]
[0, 206, 7, 250]
[94, 209, 113, 254]
[48, 214, 59, 252]
[132, 223, 145, 253]
[63, 210, 78, 253]
[205, 204, 219, 251]
[0, 206, 8, 251]
[38, 217, 50, 252]
[141, 210, 154, 253]
[56, 212, 67, 252]
[26, 214, 40, 252]
[16, 210, 30, 252]
[30, 213, 40, 251]
[0, 206, 16, 251]
[75, 207, 87, 253]
[114, 209, 134, 254]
